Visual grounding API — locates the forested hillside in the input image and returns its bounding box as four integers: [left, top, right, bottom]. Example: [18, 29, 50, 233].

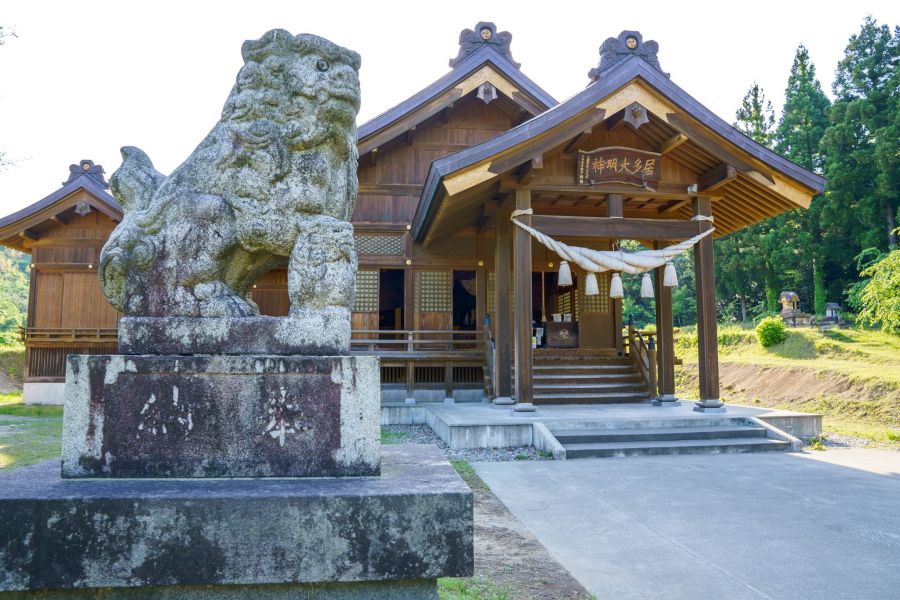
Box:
[626, 17, 898, 332]
[0, 247, 28, 346]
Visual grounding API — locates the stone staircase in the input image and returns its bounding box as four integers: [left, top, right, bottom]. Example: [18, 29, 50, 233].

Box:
[514, 353, 649, 404]
[550, 419, 791, 458]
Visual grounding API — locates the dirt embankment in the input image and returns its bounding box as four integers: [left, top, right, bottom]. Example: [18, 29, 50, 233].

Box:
[473, 479, 589, 599]
[0, 347, 24, 394]
[680, 362, 900, 427]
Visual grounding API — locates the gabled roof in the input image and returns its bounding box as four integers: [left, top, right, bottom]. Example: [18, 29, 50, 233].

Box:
[358, 22, 557, 155]
[413, 33, 826, 242]
[0, 160, 121, 253]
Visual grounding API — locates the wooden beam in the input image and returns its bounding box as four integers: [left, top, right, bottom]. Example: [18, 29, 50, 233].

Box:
[698, 163, 737, 193]
[607, 194, 624, 218]
[358, 184, 423, 196]
[658, 198, 692, 214]
[19, 229, 38, 241]
[488, 108, 606, 175]
[564, 128, 594, 154]
[530, 215, 699, 240]
[358, 87, 463, 155]
[527, 181, 697, 200]
[692, 196, 722, 408]
[405, 125, 416, 146]
[369, 147, 378, 166]
[514, 188, 534, 406]
[51, 214, 70, 226]
[658, 133, 689, 155]
[517, 156, 543, 185]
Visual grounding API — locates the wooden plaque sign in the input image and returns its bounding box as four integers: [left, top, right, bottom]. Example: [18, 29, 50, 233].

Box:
[577, 146, 661, 189]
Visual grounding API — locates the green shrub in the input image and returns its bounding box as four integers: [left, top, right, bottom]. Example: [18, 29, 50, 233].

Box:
[755, 316, 786, 347]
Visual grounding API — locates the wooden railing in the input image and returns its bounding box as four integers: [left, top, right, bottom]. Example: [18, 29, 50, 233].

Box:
[20, 327, 119, 344]
[627, 323, 657, 399]
[349, 329, 483, 353]
[482, 314, 496, 398]
[351, 329, 485, 402]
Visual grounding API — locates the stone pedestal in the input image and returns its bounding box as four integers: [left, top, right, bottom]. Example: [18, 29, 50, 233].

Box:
[62, 355, 380, 478]
[0, 446, 473, 598]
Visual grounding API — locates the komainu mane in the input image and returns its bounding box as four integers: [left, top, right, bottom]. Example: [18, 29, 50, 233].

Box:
[100, 30, 361, 324]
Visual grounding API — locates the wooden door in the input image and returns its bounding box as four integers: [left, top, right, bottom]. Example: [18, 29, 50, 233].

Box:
[579, 272, 614, 348]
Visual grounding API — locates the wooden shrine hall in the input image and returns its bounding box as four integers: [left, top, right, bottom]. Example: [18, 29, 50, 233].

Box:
[0, 24, 825, 407]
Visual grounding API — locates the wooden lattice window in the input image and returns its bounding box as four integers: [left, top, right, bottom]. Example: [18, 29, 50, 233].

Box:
[557, 291, 572, 315]
[582, 273, 610, 313]
[355, 234, 405, 256]
[415, 271, 452, 312]
[353, 270, 379, 312]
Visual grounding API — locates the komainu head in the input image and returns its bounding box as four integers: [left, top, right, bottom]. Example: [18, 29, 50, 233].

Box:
[222, 30, 361, 151]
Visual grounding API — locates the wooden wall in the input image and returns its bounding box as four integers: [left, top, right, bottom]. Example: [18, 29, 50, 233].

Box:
[24, 197, 121, 381]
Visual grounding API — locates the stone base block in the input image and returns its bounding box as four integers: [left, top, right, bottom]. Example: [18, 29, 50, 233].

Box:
[62, 354, 380, 478]
[118, 314, 350, 355]
[0, 446, 472, 594]
[0, 579, 437, 599]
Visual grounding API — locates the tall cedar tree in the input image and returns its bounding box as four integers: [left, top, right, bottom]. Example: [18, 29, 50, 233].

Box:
[775, 45, 831, 314]
[821, 18, 899, 303]
[717, 84, 778, 319]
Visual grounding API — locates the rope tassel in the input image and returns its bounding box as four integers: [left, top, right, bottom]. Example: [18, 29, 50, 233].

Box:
[663, 262, 678, 287]
[585, 272, 600, 296]
[609, 273, 624, 298]
[558, 260, 572, 287]
[640, 273, 654, 298]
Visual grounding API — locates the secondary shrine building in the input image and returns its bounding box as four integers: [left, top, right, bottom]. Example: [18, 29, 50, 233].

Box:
[0, 24, 824, 406]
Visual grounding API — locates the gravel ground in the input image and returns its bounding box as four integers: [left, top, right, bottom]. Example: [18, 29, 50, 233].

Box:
[382, 424, 550, 462]
[805, 432, 874, 449]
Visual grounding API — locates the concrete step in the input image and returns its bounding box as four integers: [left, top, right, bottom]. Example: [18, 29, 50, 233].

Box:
[533, 392, 650, 404]
[563, 437, 790, 458]
[533, 373, 644, 382]
[553, 426, 768, 444]
[534, 382, 646, 392]
[529, 364, 637, 372]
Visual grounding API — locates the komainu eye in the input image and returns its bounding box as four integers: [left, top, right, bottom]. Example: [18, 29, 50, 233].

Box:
[316, 59, 329, 72]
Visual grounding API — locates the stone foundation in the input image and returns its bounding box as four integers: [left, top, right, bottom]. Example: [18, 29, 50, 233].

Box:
[0, 446, 472, 595]
[118, 314, 350, 356]
[61, 354, 380, 478]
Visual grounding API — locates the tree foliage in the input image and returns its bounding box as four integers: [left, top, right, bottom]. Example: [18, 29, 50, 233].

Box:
[0, 248, 29, 346]
[857, 249, 900, 334]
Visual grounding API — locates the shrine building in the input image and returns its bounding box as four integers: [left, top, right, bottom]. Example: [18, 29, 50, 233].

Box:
[0, 24, 825, 407]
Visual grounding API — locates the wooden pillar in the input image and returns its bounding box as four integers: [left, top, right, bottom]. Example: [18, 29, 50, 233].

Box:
[513, 188, 535, 410]
[609, 193, 625, 355]
[692, 197, 723, 411]
[493, 206, 514, 404]
[653, 241, 678, 405]
[475, 264, 487, 329]
[613, 298, 624, 355]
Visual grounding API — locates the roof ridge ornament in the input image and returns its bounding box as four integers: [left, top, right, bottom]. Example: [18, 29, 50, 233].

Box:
[63, 159, 109, 188]
[588, 31, 669, 82]
[450, 21, 520, 69]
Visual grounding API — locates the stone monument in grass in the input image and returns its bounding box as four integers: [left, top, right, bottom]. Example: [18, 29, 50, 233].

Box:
[0, 30, 472, 599]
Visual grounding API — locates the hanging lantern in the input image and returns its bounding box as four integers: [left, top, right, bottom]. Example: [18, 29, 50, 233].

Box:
[609, 272, 624, 299]
[663, 261, 678, 287]
[585, 272, 600, 296]
[558, 260, 573, 287]
[640, 273, 654, 298]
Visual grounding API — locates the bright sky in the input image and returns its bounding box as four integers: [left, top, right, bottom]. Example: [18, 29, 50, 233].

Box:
[1, 0, 897, 215]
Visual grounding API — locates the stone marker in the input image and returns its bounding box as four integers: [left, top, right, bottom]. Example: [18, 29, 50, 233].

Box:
[0, 29, 472, 599]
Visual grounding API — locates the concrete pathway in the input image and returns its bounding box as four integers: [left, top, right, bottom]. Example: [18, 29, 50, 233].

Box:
[473, 449, 900, 600]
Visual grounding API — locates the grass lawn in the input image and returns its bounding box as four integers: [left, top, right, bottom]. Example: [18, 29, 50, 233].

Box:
[0, 392, 64, 471]
[675, 325, 900, 446]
